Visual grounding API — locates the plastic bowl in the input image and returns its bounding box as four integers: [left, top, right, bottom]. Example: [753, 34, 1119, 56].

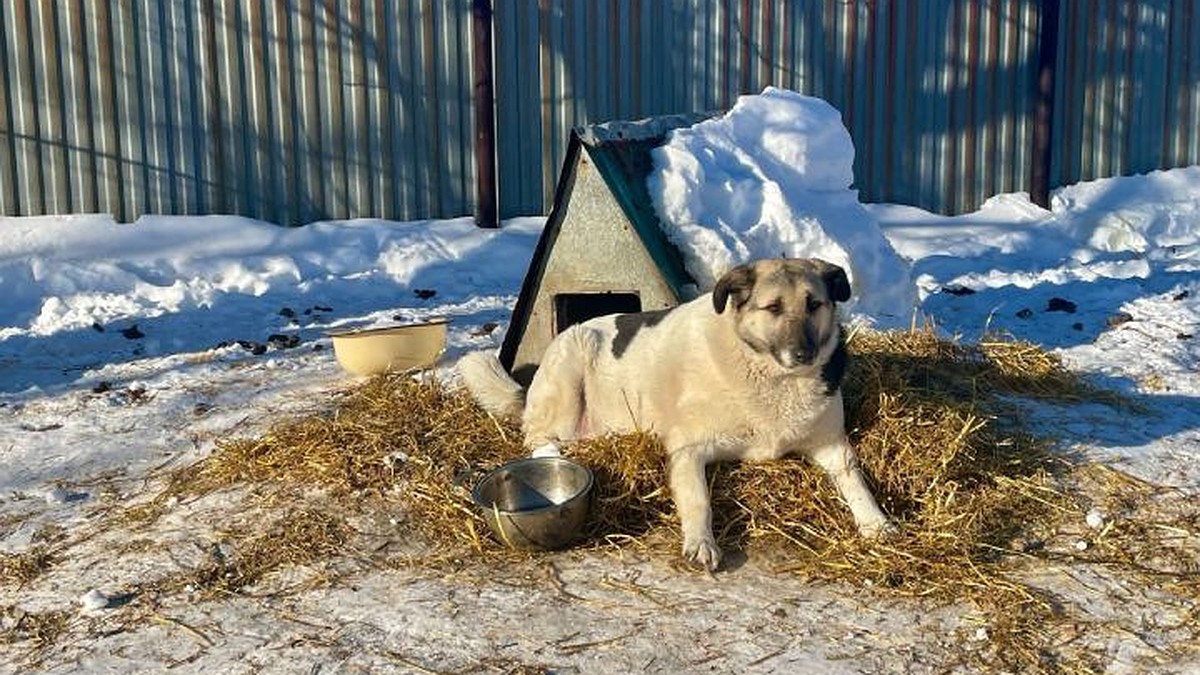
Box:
[327, 319, 448, 376]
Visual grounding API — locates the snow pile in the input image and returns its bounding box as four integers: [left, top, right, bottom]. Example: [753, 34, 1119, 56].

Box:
[1055, 167, 1200, 264]
[0, 215, 539, 342]
[647, 86, 915, 322]
[878, 167, 1200, 306]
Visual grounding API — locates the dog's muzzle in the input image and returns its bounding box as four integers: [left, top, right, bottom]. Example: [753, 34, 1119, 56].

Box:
[776, 347, 816, 369]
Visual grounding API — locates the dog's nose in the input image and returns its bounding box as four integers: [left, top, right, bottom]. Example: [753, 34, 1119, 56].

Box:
[782, 349, 813, 368]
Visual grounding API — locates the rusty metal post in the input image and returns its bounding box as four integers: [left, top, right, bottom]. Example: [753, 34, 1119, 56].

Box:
[1030, 0, 1060, 209]
[472, 0, 498, 228]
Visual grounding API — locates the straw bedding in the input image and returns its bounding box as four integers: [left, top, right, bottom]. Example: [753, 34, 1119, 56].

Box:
[108, 326, 1197, 671]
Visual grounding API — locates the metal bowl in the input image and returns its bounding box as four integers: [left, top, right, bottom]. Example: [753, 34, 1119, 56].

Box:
[471, 457, 594, 551]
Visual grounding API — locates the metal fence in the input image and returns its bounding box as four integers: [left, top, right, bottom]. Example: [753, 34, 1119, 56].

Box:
[0, 0, 477, 225]
[1, 1, 1198, 224]
[1055, 0, 1200, 184]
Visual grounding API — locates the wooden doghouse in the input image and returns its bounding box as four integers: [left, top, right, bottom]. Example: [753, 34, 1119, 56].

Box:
[499, 114, 713, 385]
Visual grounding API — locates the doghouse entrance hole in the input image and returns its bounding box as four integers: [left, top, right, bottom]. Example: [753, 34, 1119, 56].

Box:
[554, 292, 641, 333]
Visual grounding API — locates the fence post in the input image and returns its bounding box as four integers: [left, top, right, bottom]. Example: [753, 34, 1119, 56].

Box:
[1030, 0, 1060, 209]
[472, 0, 499, 228]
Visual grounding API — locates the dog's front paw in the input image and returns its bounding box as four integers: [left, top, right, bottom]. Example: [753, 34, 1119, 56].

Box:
[859, 518, 899, 540]
[682, 533, 722, 572]
[530, 443, 562, 459]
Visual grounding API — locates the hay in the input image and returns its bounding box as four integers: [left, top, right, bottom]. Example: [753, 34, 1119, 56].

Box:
[147, 327, 1091, 572]
[154, 374, 524, 561]
[119, 326, 1200, 671]
[146, 328, 1086, 577]
[1061, 465, 1200, 622]
[0, 606, 71, 648]
[113, 377, 526, 597]
[0, 548, 57, 589]
[151, 505, 355, 600]
[0, 604, 73, 672]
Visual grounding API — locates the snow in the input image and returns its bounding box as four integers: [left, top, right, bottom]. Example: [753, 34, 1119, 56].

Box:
[648, 86, 916, 322]
[78, 589, 110, 613]
[2, 88, 1198, 672]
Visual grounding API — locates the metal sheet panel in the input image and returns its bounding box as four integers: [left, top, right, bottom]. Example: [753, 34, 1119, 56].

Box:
[2, 1, 1199, 222]
[496, 0, 1054, 217]
[5, 0, 44, 215]
[1054, 0, 1199, 186]
[0, 0, 478, 225]
[496, 0, 1200, 214]
[0, 5, 15, 215]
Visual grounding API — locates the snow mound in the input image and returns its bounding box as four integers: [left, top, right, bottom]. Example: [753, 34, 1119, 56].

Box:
[1054, 166, 1200, 264]
[0, 215, 536, 341]
[647, 86, 915, 323]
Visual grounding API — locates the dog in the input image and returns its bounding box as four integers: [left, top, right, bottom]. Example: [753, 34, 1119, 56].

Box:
[458, 258, 893, 570]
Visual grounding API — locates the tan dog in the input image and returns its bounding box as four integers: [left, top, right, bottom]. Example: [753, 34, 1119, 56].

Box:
[459, 258, 893, 570]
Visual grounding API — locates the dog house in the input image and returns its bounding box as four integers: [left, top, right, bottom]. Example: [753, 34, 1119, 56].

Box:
[499, 114, 714, 385]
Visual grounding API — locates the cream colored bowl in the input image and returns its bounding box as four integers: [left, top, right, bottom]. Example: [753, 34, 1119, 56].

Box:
[327, 319, 448, 376]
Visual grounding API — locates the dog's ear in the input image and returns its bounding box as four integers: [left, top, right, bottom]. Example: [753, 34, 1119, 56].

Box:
[713, 264, 757, 314]
[814, 260, 852, 303]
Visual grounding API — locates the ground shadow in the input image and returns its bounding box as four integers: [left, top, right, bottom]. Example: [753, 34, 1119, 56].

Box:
[918, 267, 1197, 350]
[0, 227, 538, 397]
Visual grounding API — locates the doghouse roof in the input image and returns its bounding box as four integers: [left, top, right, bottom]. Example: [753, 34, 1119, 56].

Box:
[574, 114, 715, 295]
[499, 113, 715, 372]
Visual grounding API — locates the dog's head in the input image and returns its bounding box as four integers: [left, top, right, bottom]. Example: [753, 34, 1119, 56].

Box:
[712, 258, 850, 370]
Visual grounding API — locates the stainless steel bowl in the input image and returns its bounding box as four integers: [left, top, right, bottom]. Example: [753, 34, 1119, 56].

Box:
[471, 457, 594, 551]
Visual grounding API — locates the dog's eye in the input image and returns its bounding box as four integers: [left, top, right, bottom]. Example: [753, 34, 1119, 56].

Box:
[806, 297, 824, 313]
[762, 301, 783, 315]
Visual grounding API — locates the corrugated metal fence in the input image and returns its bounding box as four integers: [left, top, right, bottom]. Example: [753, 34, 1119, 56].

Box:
[2, 1, 1198, 224]
[0, 0, 477, 225]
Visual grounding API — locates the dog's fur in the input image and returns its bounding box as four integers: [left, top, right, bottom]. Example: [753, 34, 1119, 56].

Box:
[459, 258, 892, 570]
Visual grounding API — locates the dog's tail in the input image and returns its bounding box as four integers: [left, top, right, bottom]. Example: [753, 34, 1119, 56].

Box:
[457, 351, 525, 420]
